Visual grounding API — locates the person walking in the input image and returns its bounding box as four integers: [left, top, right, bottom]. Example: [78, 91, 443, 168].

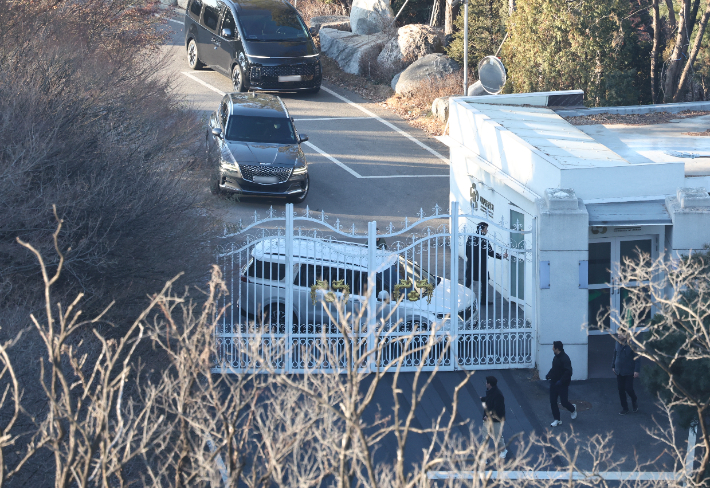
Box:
[612, 330, 641, 414]
[545, 341, 577, 427]
[480, 376, 507, 458]
[464, 222, 507, 304]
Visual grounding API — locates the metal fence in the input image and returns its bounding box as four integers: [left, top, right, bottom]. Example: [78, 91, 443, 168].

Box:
[213, 203, 535, 374]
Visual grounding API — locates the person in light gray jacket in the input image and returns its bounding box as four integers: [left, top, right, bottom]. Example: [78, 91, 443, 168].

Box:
[612, 331, 641, 415]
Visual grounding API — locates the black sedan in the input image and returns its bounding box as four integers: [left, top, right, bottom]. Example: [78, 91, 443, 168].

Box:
[208, 92, 309, 203]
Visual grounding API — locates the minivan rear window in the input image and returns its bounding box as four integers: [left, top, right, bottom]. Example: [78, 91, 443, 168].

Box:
[238, 8, 308, 41]
[189, 0, 202, 19]
[247, 259, 286, 280]
[203, 4, 220, 31]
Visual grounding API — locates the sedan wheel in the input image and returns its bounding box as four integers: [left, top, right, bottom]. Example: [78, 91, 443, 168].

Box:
[187, 39, 203, 70]
[232, 65, 247, 92]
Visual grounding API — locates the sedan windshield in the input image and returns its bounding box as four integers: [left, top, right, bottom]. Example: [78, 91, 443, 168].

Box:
[226, 115, 297, 144]
[238, 9, 309, 41]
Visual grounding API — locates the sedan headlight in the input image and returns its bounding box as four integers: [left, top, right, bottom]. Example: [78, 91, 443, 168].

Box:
[292, 158, 307, 175]
[220, 145, 241, 178]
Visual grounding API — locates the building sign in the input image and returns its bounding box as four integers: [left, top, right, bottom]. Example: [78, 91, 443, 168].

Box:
[470, 183, 494, 219]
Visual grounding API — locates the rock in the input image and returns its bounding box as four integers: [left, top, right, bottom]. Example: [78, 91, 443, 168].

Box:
[393, 53, 460, 95]
[391, 72, 401, 91]
[309, 15, 350, 35]
[350, 0, 394, 35]
[431, 96, 449, 122]
[377, 24, 445, 73]
[175, 0, 186, 8]
[319, 28, 389, 75]
[467, 80, 491, 96]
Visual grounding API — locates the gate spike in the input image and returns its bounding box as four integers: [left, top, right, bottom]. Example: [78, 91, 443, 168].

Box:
[387, 222, 395, 234]
[351, 223, 356, 236]
[335, 218, 341, 231]
[268, 206, 274, 219]
[418, 208, 425, 220]
[253, 210, 259, 224]
[404, 216, 409, 229]
[304, 205, 310, 218]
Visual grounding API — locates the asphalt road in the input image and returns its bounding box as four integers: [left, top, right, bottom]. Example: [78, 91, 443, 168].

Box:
[161, 13, 450, 236]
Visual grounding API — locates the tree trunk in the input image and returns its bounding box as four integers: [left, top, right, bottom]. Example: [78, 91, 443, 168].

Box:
[508, 0, 515, 15]
[445, 0, 453, 35]
[663, 0, 691, 101]
[674, 0, 710, 101]
[651, 0, 661, 103]
[666, 0, 677, 31]
[430, 0, 442, 27]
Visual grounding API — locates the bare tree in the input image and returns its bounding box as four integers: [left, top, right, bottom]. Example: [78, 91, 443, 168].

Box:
[609, 249, 710, 485]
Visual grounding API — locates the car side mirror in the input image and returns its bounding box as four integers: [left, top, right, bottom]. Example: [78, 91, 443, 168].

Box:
[298, 134, 309, 143]
[221, 28, 233, 38]
[211, 127, 223, 138]
[309, 26, 317, 37]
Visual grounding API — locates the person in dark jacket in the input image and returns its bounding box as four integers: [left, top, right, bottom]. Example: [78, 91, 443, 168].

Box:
[481, 375, 507, 458]
[464, 223, 507, 304]
[545, 341, 577, 427]
[612, 331, 641, 414]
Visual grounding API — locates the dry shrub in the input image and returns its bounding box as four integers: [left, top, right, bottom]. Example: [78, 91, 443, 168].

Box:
[358, 46, 401, 84]
[321, 55, 394, 101]
[0, 0, 210, 320]
[290, 0, 344, 25]
[385, 70, 465, 135]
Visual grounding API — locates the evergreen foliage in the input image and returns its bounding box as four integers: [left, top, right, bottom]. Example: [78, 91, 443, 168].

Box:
[501, 0, 652, 106]
[445, 0, 507, 76]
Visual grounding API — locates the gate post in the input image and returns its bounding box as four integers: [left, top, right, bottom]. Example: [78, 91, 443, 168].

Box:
[285, 203, 294, 373]
[367, 221, 377, 372]
[450, 201, 459, 369]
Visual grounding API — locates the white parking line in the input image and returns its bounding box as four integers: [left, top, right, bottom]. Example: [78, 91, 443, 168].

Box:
[167, 18, 184, 26]
[304, 141, 446, 179]
[319, 86, 448, 163]
[181, 72, 226, 96]
[303, 141, 360, 178]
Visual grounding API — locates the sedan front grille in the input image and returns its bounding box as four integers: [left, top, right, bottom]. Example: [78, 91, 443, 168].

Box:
[259, 64, 316, 78]
[240, 165, 292, 183]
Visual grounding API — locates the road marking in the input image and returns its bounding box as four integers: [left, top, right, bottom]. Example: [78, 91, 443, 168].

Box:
[167, 18, 184, 26]
[304, 141, 446, 179]
[303, 141, 360, 178]
[181, 71, 226, 96]
[294, 117, 371, 121]
[319, 85, 448, 163]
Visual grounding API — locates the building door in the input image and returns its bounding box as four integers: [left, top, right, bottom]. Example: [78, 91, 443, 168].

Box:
[588, 236, 655, 333]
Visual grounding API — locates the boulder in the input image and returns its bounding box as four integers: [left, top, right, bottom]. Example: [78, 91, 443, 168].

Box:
[393, 53, 460, 95]
[350, 0, 394, 35]
[431, 96, 449, 122]
[319, 28, 389, 75]
[309, 15, 350, 35]
[377, 24, 444, 73]
[391, 72, 401, 91]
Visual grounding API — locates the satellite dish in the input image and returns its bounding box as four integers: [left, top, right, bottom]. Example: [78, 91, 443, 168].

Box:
[477, 56, 506, 95]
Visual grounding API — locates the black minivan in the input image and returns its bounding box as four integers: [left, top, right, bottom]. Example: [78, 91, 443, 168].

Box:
[184, 0, 321, 93]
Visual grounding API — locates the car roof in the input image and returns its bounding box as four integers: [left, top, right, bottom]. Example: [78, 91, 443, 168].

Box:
[228, 92, 289, 118]
[251, 238, 398, 271]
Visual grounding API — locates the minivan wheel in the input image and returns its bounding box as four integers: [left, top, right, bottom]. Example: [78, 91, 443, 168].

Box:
[232, 65, 247, 92]
[287, 175, 309, 203]
[263, 305, 288, 334]
[187, 39, 203, 70]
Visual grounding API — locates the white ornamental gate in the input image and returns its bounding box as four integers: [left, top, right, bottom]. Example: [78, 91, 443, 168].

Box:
[213, 203, 535, 374]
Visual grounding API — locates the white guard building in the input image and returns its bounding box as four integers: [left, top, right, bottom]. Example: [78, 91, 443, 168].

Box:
[445, 91, 710, 379]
